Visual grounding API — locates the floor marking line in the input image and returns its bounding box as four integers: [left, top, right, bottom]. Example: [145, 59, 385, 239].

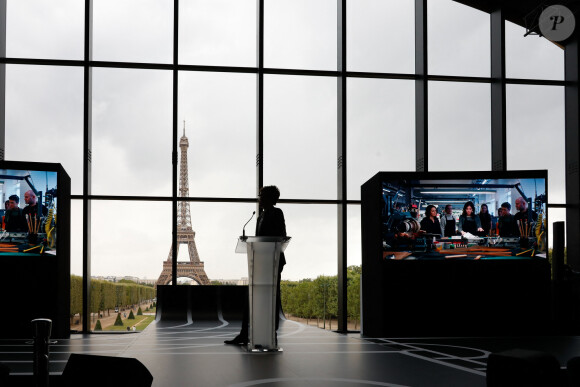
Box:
[402, 351, 486, 377]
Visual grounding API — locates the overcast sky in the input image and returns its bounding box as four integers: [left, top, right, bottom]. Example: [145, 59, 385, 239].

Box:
[3, 0, 567, 281]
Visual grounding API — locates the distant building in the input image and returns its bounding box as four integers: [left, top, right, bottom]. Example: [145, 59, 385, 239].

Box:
[213, 277, 248, 286]
[139, 278, 158, 286]
[91, 276, 157, 285]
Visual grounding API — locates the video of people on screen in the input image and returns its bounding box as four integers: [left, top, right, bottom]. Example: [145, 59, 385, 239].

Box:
[0, 169, 58, 255]
[381, 177, 547, 260]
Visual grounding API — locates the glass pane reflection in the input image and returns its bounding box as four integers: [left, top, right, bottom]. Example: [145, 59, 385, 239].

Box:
[428, 81, 491, 171]
[264, 75, 337, 200]
[264, 0, 337, 71]
[91, 68, 172, 196]
[90, 200, 170, 331]
[179, 0, 256, 67]
[5, 65, 84, 195]
[6, 0, 84, 60]
[93, 0, 173, 63]
[506, 85, 565, 204]
[347, 78, 415, 200]
[178, 72, 256, 198]
[428, 0, 490, 77]
[505, 21, 564, 81]
[347, 0, 414, 74]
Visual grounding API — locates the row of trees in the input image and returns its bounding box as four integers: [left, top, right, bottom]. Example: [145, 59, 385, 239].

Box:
[70, 275, 156, 323]
[280, 265, 361, 329]
[70, 265, 361, 328]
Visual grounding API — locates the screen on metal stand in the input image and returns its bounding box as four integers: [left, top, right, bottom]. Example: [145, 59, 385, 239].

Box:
[381, 172, 547, 260]
[1, 168, 59, 255]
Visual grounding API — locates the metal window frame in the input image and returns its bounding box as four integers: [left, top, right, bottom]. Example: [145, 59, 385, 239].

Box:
[0, 1, 573, 334]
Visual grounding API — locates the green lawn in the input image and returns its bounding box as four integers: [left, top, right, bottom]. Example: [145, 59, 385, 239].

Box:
[104, 315, 155, 331]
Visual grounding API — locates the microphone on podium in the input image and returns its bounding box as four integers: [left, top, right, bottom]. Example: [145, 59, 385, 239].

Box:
[242, 211, 256, 239]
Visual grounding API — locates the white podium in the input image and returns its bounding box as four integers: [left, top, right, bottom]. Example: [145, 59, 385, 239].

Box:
[236, 236, 290, 352]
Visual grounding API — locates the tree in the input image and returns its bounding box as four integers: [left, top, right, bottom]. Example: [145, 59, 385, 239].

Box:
[118, 279, 137, 284]
[279, 266, 361, 331]
[347, 266, 361, 329]
[94, 320, 102, 331]
[70, 275, 83, 325]
[137, 307, 143, 316]
[128, 310, 135, 319]
[90, 280, 103, 321]
[114, 313, 123, 326]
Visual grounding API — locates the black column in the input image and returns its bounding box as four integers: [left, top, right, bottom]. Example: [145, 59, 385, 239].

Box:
[82, 0, 93, 332]
[415, 0, 427, 172]
[171, 0, 180, 285]
[565, 28, 580, 270]
[336, 0, 347, 333]
[490, 8, 506, 172]
[256, 0, 264, 206]
[0, 0, 5, 161]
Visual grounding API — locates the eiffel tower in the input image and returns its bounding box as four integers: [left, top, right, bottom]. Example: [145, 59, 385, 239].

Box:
[156, 124, 210, 286]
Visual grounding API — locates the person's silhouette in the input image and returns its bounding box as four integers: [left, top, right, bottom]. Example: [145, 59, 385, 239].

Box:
[225, 185, 287, 345]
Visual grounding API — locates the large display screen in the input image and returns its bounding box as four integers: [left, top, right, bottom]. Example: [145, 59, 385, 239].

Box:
[0, 168, 59, 255]
[380, 173, 547, 260]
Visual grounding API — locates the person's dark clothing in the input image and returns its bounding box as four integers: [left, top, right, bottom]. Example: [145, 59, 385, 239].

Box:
[420, 217, 441, 237]
[514, 210, 538, 223]
[498, 214, 517, 237]
[256, 207, 287, 269]
[458, 215, 482, 235]
[5, 208, 27, 232]
[479, 212, 492, 236]
[441, 214, 456, 237]
[22, 203, 48, 218]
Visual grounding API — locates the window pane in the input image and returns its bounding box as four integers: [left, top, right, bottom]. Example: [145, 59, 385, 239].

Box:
[6, 0, 84, 60]
[184, 203, 336, 282]
[347, 78, 415, 200]
[93, 0, 173, 63]
[187, 202, 256, 282]
[178, 72, 256, 198]
[280, 204, 337, 280]
[91, 200, 171, 279]
[347, 204, 361, 268]
[265, 0, 337, 71]
[71, 200, 84, 277]
[347, 205, 362, 331]
[179, 0, 256, 67]
[428, 81, 491, 171]
[347, 0, 414, 73]
[506, 85, 565, 203]
[90, 200, 167, 331]
[5, 65, 84, 195]
[264, 75, 337, 199]
[91, 68, 172, 196]
[505, 21, 564, 81]
[70, 200, 84, 332]
[428, 0, 490, 77]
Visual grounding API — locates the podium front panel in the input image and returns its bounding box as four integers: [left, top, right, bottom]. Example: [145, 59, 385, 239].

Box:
[247, 241, 281, 350]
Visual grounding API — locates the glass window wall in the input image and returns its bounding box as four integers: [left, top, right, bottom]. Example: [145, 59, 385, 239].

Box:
[0, 1, 570, 333]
